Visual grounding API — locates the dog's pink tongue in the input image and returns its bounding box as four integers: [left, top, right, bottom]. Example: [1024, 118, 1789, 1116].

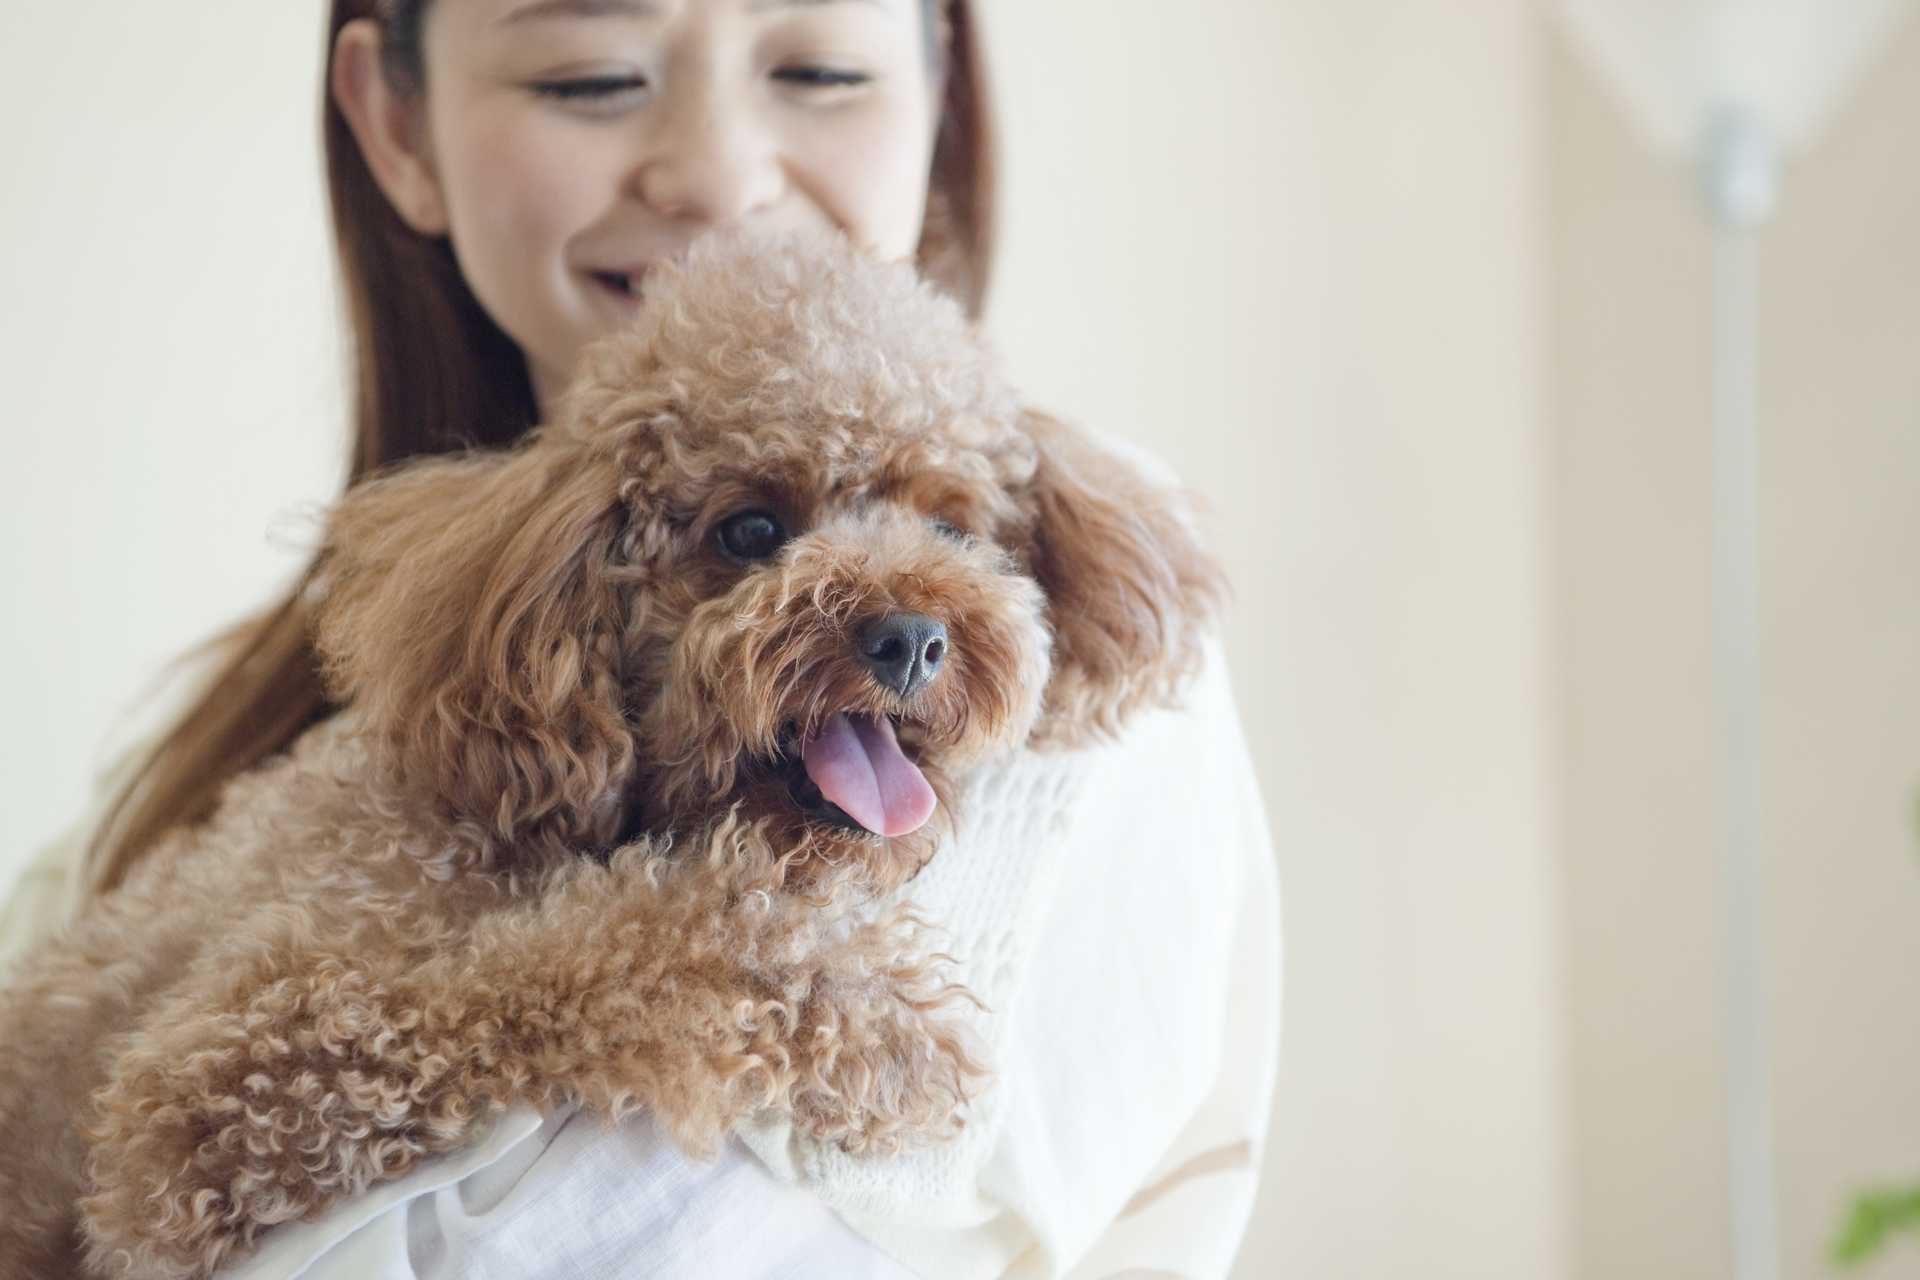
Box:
[801, 712, 936, 837]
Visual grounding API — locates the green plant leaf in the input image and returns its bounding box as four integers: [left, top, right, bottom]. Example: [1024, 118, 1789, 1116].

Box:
[1834, 1184, 1920, 1266]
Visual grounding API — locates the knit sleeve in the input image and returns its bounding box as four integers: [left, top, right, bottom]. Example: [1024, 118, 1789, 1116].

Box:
[737, 632, 1282, 1279]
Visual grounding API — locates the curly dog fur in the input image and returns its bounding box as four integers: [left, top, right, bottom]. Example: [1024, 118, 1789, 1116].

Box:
[0, 229, 1225, 1279]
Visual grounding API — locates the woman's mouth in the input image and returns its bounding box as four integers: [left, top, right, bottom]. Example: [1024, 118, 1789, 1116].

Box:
[587, 252, 696, 309]
[589, 270, 642, 305]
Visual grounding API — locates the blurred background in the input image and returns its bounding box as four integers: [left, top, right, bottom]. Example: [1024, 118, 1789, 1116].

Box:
[3, 2, 1918, 1276]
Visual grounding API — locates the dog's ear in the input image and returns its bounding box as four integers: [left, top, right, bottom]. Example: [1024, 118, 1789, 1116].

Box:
[313, 435, 638, 863]
[1012, 408, 1229, 749]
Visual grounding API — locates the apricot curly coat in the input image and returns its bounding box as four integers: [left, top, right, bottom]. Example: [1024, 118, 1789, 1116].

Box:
[0, 229, 1225, 1279]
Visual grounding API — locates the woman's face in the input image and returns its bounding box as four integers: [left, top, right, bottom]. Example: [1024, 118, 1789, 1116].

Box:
[367, 0, 941, 413]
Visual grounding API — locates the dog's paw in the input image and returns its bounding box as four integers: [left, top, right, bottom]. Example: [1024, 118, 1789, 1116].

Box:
[790, 1022, 984, 1155]
[786, 950, 990, 1154]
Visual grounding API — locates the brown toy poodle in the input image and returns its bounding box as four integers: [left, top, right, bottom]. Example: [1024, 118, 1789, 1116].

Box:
[0, 228, 1225, 1279]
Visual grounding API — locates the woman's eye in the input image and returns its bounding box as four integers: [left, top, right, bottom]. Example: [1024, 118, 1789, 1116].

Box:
[529, 76, 649, 104]
[772, 66, 871, 90]
[717, 510, 789, 562]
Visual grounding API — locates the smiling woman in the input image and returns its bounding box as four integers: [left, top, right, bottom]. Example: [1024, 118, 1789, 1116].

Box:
[4, 0, 1277, 1277]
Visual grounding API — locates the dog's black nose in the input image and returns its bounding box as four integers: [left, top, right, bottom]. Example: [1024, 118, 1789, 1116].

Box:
[859, 612, 948, 700]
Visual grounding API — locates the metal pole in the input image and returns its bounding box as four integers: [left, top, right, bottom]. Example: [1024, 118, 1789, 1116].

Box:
[1703, 106, 1781, 1280]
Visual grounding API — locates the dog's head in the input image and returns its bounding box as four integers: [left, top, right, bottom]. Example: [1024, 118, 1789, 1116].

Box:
[315, 230, 1225, 891]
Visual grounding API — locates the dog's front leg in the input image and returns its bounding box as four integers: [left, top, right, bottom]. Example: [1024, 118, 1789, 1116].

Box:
[431, 836, 990, 1159]
[78, 835, 982, 1280]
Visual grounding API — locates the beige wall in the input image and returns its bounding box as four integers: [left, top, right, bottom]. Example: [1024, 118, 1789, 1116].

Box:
[1549, 21, 1730, 1277]
[982, 2, 1566, 1276]
[1552, 9, 1920, 1279]
[0, 2, 343, 857]
[1760, 15, 1920, 1276]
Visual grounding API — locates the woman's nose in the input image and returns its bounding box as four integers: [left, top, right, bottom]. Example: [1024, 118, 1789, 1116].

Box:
[632, 89, 784, 225]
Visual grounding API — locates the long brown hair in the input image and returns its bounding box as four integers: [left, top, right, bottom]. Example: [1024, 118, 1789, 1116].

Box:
[84, 0, 998, 895]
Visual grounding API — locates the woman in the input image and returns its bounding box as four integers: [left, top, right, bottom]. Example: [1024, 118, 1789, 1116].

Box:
[4, 0, 1278, 1274]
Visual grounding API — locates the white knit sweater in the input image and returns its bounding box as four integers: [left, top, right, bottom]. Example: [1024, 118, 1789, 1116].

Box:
[2, 636, 1279, 1279]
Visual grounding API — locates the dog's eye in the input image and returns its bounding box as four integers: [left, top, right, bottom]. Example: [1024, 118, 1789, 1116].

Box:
[716, 510, 788, 562]
[931, 517, 970, 542]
